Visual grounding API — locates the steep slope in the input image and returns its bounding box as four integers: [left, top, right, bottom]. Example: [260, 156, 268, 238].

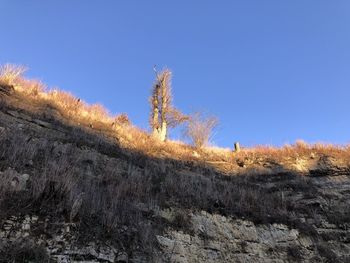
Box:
[0, 84, 350, 262]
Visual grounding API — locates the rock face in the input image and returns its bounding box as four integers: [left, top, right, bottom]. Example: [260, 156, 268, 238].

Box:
[0, 168, 30, 192]
[0, 88, 350, 262]
[1, 208, 349, 262]
[0, 215, 127, 263]
[156, 210, 350, 263]
[157, 213, 308, 263]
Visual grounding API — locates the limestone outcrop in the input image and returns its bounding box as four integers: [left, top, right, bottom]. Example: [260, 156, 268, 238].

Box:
[0, 88, 349, 262]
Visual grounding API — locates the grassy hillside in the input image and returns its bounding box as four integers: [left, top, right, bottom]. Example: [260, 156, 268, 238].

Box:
[1, 64, 349, 170]
[0, 64, 350, 262]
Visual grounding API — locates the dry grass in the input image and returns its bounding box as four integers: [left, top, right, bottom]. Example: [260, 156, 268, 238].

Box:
[0, 124, 344, 261]
[1, 64, 350, 172]
[236, 140, 350, 161]
[0, 66, 349, 261]
[0, 64, 27, 86]
[0, 65, 198, 161]
[0, 127, 313, 232]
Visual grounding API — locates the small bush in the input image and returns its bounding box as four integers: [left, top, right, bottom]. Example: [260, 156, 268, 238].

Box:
[171, 209, 192, 230]
[114, 113, 130, 126]
[0, 64, 27, 86]
[184, 112, 218, 148]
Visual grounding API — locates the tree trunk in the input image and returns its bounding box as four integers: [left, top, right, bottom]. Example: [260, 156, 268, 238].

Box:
[152, 85, 161, 138]
[160, 78, 168, 141]
[159, 119, 167, 141]
[149, 69, 172, 142]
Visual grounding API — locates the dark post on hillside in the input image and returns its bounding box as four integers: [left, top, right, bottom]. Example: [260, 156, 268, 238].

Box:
[234, 142, 241, 152]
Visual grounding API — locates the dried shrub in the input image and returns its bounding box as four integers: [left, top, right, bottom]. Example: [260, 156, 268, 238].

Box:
[0, 64, 27, 86]
[184, 112, 218, 149]
[112, 113, 129, 126]
[171, 209, 192, 230]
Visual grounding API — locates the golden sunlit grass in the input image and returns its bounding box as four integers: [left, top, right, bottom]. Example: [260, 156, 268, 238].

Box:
[0, 64, 196, 159]
[0, 64, 27, 86]
[1, 64, 350, 173]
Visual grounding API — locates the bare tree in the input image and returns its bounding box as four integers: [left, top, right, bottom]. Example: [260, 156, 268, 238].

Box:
[150, 68, 188, 141]
[184, 112, 218, 148]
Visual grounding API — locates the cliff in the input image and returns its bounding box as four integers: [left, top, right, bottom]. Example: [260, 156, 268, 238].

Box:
[0, 84, 349, 262]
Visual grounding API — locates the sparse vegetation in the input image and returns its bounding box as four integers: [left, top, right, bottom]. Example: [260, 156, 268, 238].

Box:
[184, 112, 218, 148]
[114, 113, 130, 126]
[0, 64, 27, 86]
[2, 64, 349, 163]
[0, 64, 350, 261]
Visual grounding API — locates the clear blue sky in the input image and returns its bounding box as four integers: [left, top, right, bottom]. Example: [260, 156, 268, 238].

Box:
[1, 1, 350, 147]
